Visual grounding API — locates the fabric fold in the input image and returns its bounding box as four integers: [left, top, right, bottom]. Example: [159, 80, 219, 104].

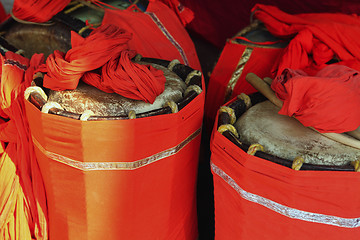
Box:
[39, 24, 166, 103]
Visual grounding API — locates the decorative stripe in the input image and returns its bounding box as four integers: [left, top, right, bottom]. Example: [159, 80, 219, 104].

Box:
[4, 59, 27, 71]
[32, 128, 201, 171]
[146, 12, 189, 66]
[223, 47, 253, 103]
[211, 162, 360, 228]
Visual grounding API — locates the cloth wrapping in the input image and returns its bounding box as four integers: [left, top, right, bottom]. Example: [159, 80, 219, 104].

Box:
[272, 65, 360, 133]
[252, 4, 360, 75]
[39, 24, 166, 104]
[102, 0, 201, 71]
[12, 0, 70, 22]
[252, 4, 360, 133]
[25, 81, 204, 239]
[204, 33, 285, 131]
[210, 109, 360, 240]
[0, 52, 48, 239]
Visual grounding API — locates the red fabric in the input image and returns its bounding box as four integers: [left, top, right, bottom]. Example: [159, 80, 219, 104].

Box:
[182, 0, 360, 48]
[102, 1, 201, 71]
[39, 24, 166, 103]
[271, 65, 360, 133]
[211, 112, 360, 240]
[158, 0, 194, 25]
[252, 4, 360, 75]
[0, 2, 7, 23]
[12, 0, 70, 22]
[0, 52, 48, 239]
[204, 38, 284, 131]
[24, 76, 205, 240]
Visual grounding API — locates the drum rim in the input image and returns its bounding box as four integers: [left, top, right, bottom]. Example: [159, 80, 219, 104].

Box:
[26, 57, 203, 121]
[216, 93, 356, 172]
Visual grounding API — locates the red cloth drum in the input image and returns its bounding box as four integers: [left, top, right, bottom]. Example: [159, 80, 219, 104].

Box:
[211, 94, 360, 240]
[25, 57, 204, 240]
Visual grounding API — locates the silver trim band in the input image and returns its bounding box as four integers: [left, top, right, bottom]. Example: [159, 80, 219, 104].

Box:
[211, 162, 360, 228]
[31, 128, 201, 171]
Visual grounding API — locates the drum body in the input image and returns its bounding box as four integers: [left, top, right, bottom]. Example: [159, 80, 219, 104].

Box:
[25, 60, 204, 240]
[0, 2, 204, 239]
[204, 21, 287, 130]
[211, 95, 360, 240]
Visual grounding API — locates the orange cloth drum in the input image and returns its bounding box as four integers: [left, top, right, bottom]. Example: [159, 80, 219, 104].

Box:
[0, 1, 204, 239]
[25, 57, 204, 240]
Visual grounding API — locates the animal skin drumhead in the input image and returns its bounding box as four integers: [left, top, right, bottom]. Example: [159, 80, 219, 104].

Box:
[48, 62, 186, 116]
[234, 101, 360, 166]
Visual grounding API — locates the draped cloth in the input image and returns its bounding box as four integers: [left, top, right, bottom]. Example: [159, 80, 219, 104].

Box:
[12, 0, 70, 22]
[252, 4, 360, 133]
[39, 24, 166, 104]
[0, 52, 48, 239]
[102, 0, 201, 71]
[252, 4, 360, 76]
[271, 65, 360, 133]
[158, 0, 194, 26]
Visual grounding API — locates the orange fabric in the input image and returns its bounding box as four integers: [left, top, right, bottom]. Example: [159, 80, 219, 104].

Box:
[102, 1, 201, 71]
[211, 112, 360, 240]
[12, 0, 70, 22]
[25, 81, 205, 239]
[39, 24, 166, 103]
[204, 38, 284, 131]
[0, 52, 47, 239]
[272, 65, 360, 133]
[252, 4, 360, 75]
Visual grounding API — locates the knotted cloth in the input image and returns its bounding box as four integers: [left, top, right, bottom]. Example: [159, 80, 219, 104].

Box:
[0, 52, 48, 240]
[272, 65, 360, 133]
[39, 24, 166, 103]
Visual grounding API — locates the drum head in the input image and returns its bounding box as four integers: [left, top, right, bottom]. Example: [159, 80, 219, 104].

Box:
[48, 62, 186, 116]
[235, 101, 360, 166]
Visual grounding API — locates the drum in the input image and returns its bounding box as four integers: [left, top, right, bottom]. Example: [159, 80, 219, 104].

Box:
[1, 0, 149, 58]
[0, 2, 204, 240]
[217, 95, 359, 171]
[235, 100, 360, 167]
[1, 0, 202, 70]
[211, 94, 360, 240]
[25, 57, 203, 240]
[27, 57, 202, 120]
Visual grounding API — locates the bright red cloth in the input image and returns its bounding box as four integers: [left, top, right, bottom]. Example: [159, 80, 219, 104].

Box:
[39, 24, 166, 103]
[0, 52, 48, 239]
[252, 4, 360, 75]
[204, 37, 285, 132]
[158, 0, 194, 25]
[102, 1, 201, 71]
[271, 65, 360, 133]
[0, 2, 7, 23]
[12, 0, 70, 22]
[211, 125, 360, 240]
[181, 0, 360, 48]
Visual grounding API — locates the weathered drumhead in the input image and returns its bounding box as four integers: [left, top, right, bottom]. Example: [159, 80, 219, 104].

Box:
[235, 101, 360, 166]
[2, 22, 71, 58]
[47, 62, 186, 116]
